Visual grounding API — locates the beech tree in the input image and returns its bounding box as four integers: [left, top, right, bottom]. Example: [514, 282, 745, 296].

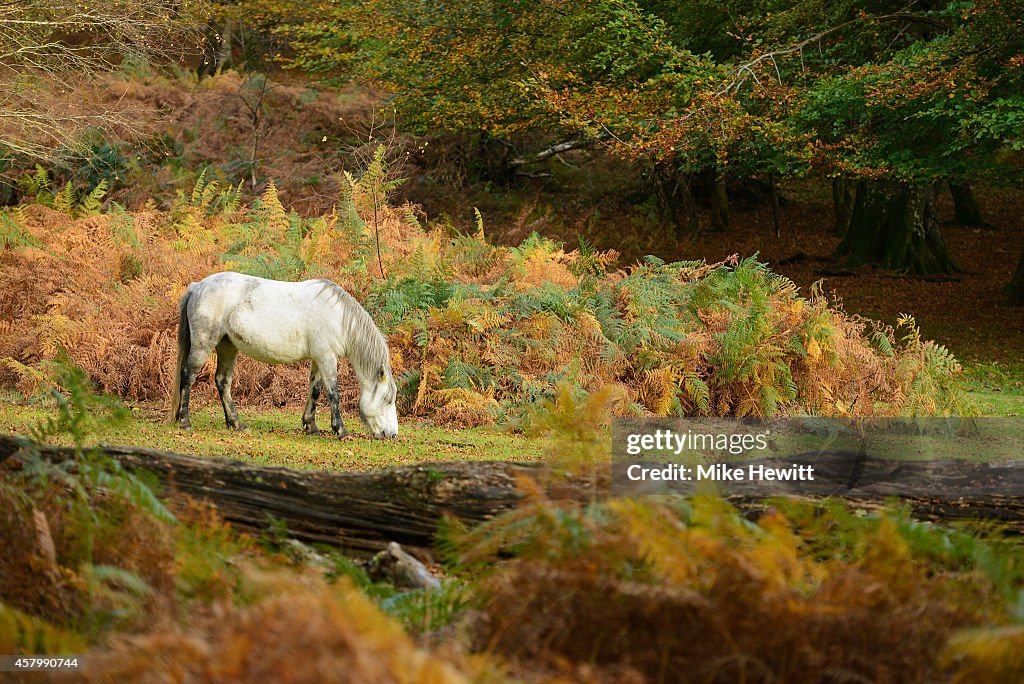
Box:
[253, 0, 721, 186]
[527, 1, 1023, 274]
[785, 1, 1022, 274]
[262, 0, 1023, 279]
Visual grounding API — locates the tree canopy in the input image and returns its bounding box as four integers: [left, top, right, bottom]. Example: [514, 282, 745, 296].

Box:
[264, 0, 1022, 188]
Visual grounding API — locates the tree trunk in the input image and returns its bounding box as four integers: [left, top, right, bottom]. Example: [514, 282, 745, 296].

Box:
[0, 434, 532, 556]
[708, 169, 730, 232]
[832, 177, 855, 235]
[835, 180, 958, 274]
[474, 134, 516, 185]
[679, 173, 699, 237]
[769, 174, 781, 238]
[1009, 249, 1024, 306]
[651, 161, 681, 239]
[215, 19, 234, 75]
[651, 162, 699, 240]
[948, 183, 985, 225]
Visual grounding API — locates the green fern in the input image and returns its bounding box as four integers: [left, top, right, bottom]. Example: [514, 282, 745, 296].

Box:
[18, 164, 53, 205]
[444, 359, 494, 391]
[353, 144, 407, 213]
[338, 171, 365, 233]
[107, 204, 141, 249]
[75, 179, 108, 218]
[52, 181, 77, 215]
[219, 181, 244, 214]
[0, 210, 40, 249]
[0, 603, 86, 655]
[190, 167, 212, 207]
[683, 373, 711, 414]
[872, 329, 896, 357]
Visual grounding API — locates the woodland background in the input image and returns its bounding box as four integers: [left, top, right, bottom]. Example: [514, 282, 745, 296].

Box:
[1, 1, 1023, 682]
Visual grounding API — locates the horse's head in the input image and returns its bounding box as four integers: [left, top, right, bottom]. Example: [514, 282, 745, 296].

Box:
[359, 365, 398, 438]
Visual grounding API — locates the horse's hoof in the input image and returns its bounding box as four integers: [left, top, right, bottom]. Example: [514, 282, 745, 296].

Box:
[303, 424, 320, 435]
[178, 422, 192, 431]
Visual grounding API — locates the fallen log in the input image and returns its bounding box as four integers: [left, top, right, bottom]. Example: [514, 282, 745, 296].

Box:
[3, 434, 1024, 555]
[617, 453, 1024, 533]
[0, 433, 533, 555]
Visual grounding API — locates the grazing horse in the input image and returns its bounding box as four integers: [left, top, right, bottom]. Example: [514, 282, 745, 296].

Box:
[170, 272, 398, 439]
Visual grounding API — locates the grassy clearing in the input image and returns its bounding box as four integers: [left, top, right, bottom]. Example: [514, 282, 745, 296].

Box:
[0, 396, 540, 470]
[964, 362, 1024, 417]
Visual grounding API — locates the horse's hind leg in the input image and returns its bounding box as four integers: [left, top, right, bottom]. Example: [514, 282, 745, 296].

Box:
[215, 338, 246, 430]
[302, 362, 321, 435]
[177, 344, 214, 430]
[176, 362, 197, 430]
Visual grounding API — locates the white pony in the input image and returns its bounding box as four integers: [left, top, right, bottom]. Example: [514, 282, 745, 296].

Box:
[170, 272, 398, 439]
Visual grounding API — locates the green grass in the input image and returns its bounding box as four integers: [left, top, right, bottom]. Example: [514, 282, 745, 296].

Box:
[0, 397, 541, 471]
[2, 359, 1019, 474]
[964, 361, 1024, 417]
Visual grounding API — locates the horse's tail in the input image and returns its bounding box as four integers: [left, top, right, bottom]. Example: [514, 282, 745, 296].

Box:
[169, 285, 194, 422]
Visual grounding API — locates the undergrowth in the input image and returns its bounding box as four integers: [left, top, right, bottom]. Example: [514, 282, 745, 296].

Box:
[0, 359, 484, 683]
[458, 493, 1024, 682]
[0, 158, 971, 426]
[0, 351, 1017, 683]
[445, 391, 1024, 683]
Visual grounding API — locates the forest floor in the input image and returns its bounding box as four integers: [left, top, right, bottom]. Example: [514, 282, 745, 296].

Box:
[668, 184, 1024, 366]
[658, 181, 1024, 416]
[4, 74, 1021, 442]
[70, 70, 1021, 372]
[4, 75, 1024, 684]
[75, 70, 1019, 374]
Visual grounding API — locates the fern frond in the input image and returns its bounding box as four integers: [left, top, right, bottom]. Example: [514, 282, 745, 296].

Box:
[75, 179, 108, 218]
[53, 182, 77, 215]
[0, 210, 40, 249]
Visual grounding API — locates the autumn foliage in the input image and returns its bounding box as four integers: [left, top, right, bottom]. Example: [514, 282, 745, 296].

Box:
[0, 154, 970, 425]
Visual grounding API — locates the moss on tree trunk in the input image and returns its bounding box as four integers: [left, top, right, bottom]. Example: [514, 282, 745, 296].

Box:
[835, 180, 958, 275]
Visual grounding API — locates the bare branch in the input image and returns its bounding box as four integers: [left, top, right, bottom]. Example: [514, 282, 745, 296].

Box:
[719, 11, 953, 96]
[508, 139, 593, 168]
[0, 0, 206, 161]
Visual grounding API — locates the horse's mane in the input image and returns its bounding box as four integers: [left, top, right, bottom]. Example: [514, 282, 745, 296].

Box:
[316, 280, 391, 381]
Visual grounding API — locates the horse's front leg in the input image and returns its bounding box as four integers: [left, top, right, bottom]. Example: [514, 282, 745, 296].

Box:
[317, 358, 347, 438]
[302, 362, 321, 435]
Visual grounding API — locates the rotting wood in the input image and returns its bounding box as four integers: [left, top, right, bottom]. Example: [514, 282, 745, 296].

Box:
[0, 433, 532, 555]
[4, 434, 1024, 556]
